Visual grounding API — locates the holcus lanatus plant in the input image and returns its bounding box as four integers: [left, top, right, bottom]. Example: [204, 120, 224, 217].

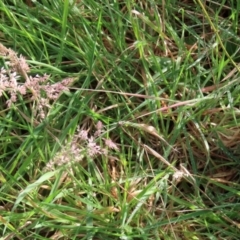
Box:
[0, 43, 73, 119]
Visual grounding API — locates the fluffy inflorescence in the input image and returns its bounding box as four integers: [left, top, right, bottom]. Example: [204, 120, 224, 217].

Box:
[0, 43, 73, 118]
[45, 121, 119, 171]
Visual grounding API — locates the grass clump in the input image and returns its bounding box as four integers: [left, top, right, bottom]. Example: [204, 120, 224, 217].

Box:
[0, 0, 240, 239]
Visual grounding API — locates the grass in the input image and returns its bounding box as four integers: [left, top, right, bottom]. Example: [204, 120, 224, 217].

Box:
[0, 0, 240, 239]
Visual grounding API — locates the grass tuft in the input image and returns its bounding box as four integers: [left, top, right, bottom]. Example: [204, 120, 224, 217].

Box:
[0, 0, 240, 239]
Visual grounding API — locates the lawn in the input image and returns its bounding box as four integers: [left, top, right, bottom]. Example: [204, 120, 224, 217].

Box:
[0, 0, 240, 239]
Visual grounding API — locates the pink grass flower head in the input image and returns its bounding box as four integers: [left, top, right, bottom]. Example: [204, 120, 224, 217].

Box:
[105, 138, 119, 151]
[94, 121, 104, 137]
[76, 127, 89, 141]
[87, 136, 102, 157]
